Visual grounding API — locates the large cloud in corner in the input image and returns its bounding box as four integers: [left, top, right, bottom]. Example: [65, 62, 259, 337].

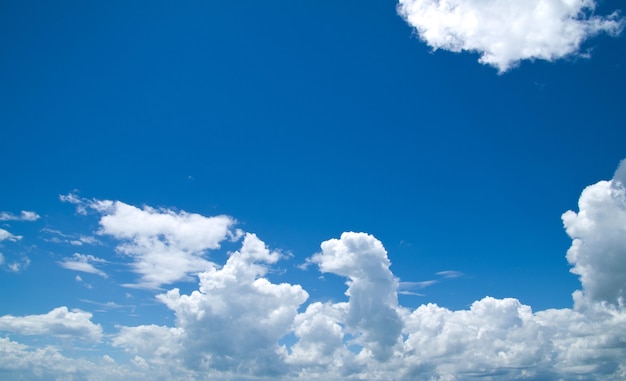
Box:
[397, 0, 624, 72]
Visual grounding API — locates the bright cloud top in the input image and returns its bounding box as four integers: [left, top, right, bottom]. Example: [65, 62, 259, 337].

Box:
[61, 194, 240, 288]
[562, 159, 626, 306]
[397, 0, 624, 72]
[2, 161, 626, 380]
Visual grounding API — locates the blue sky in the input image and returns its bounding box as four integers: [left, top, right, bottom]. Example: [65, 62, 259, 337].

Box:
[1, 1, 626, 380]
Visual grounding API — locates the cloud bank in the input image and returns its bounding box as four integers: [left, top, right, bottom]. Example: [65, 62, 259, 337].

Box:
[397, 0, 624, 72]
[2, 160, 626, 380]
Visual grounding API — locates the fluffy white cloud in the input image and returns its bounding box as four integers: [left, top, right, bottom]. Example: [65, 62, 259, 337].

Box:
[4, 165, 625, 380]
[61, 195, 240, 288]
[164, 234, 307, 374]
[399, 296, 626, 380]
[562, 159, 626, 306]
[0, 228, 21, 242]
[116, 233, 309, 376]
[0, 337, 154, 381]
[0, 210, 40, 221]
[397, 0, 624, 72]
[0, 307, 102, 342]
[59, 253, 108, 278]
[309, 232, 403, 362]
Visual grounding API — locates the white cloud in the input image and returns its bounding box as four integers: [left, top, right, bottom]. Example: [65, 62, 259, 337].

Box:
[0, 253, 3, 265]
[562, 159, 626, 306]
[76, 198, 238, 288]
[0, 210, 40, 221]
[310, 232, 403, 362]
[0, 307, 102, 342]
[0, 228, 21, 242]
[436, 270, 463, 278]
[149, 233, 308, 375]
[4, 164, 626, 380]
[397, 0, 624, 72]
[0, 337, 153, 381]
[59, 253, 108, 278]
[399, 296, 626, 380]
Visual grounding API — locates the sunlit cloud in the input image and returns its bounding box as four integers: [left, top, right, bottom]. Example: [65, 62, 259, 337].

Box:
[397, 0, 624, 72]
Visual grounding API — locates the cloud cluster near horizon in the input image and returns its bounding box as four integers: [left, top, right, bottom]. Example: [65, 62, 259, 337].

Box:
[1, 160, 626, 380]
[397, 0, 625, 72]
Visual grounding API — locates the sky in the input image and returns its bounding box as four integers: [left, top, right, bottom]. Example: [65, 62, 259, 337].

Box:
[1, 0, 626, 380]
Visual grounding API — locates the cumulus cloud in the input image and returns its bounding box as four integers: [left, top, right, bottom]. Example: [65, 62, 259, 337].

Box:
[0, 337, 154, 381]
[59, 253, 108, 278]
[151, 233, 308, 375]
[562, 159, 626, 306]
[0, 210, 40, 221]
[310, 232, 403, 362]
[113, 218, 626, 380]
[0, 307, 102, 342]
[399, 297, 626, 380]
[61, 194, 240, 288]
[397, 0, 625, 72]
[4, 165, 626, 381]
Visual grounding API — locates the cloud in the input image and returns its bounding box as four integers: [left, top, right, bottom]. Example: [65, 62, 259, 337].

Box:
[0, 337, 150, 381]
[43, 227, 101, 246]
[399, 297, 626, 380]
[436, 270, 463, 279]
[310, 232, 403, 361]
[0, 210, 40, 221]
[62, 195, 240, 288]
[562, 159, 626, 306]
[157, 233, 307, 375]
[0, 307, 102, 342]
[4, 161, 626, 380]
[59, 253, 108, 278]
[397, 0, 624, 72]
[0, 228, 21, 242]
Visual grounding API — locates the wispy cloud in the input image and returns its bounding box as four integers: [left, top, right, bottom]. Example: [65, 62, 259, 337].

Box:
[0, 228, 22, 242]
[43, 227, 101, 246]
[436, 270, 463, 279]
[0, 210, 40, 222]
[58, 253, 108, 278]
